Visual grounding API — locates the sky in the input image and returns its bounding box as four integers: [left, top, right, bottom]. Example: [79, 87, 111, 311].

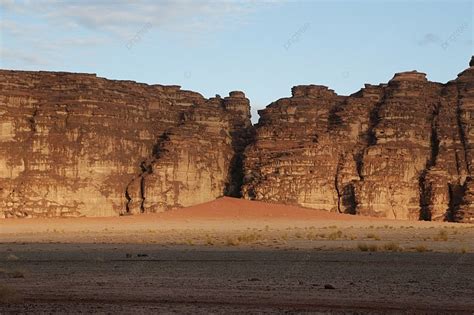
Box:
[1, 0, 472, 122]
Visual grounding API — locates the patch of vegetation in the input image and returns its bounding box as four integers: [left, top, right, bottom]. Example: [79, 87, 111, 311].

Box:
[206, 236, 215, 246]
[225, 237, 240, 246]
[327, 230, 343, 240]
[357, 243, 368, 251]
[366, 233, 381, 240]
[237, 232, 263, 243]
[433, 230, 449, 241]
[383, 242, 401, 252]
[368, 244, 378, 252]
[414, 244, 428, 252]
[294, 231, 303, 239]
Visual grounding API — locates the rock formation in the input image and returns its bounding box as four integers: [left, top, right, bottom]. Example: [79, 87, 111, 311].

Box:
[243, 57, 474, 223]
[0, 70, 251, 217]
[0, 57, 473, 222]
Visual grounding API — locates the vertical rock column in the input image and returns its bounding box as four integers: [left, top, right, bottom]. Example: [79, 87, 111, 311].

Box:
[355, 72, 441, 220]
[126, 92, 253, 213]
[223, 91, 254, 197]
[242, 85, 346, 211]
[452, 60, 474, 222]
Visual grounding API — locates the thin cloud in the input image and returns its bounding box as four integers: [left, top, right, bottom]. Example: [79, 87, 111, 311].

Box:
[1, 0, 277, 68]
[2, 0, 273, 38]
[0, 47, 50, 66]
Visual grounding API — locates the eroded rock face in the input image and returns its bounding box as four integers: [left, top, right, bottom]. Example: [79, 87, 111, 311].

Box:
[125, 93, 253, 213]
[243, 59, 474, 223]
[0, 70, 252, 217]
[1, 58, 473, 222]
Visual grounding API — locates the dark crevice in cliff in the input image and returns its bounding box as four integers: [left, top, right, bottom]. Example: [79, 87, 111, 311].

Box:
[341, 184, 357, 214]
[139, 173, 146, 214]
[28, 108, 39, 134]
[334, 154, 343, 213]
[224, 127, 255, 198]
[355, 92, 387, 181]
[446, 182, 467, 221]
[63, 105, 71, 128]
[367, 100, 384, 146]
[124, 132, 170, 214]
[328, 104, 344, 131]
[224, 154, 245, 197]
[418, 102, 441, 221]
[124, 188, 132, 215]
[354, 152, 365, 180]
[334, 153, 357, 214]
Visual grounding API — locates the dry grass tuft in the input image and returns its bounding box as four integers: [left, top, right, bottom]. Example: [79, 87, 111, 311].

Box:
[206, 236, 215, 246]
[383, 242, 401, 252]
[414, 244, 428, 252]
[237, 232, 263, 243]
[327, 230, 343, 240]
[433, 230, 449, 241]
[368, 244, 378, 252]
[225, 237, 240, 246]
[357, 243, 369, 251]
[294, 231, 303, 239]
[366, 233, 381, 241]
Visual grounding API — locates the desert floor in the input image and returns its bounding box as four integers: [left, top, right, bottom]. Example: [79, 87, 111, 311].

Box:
[1, 197, 473, 313]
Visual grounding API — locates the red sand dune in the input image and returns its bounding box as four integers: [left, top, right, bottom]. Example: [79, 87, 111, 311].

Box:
[155, 197, 380, 221]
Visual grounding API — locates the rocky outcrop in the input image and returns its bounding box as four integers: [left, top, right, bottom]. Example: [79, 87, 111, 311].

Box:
[0, 57, 473, 222]
[125, 92, 252, 213]
[0, 70, 251, 217]
[243, 58, 474, 223]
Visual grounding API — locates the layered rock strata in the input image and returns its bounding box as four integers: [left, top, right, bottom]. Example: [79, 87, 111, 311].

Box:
[0, 70, 251, 217]
[0, 57, 473, 222]
[243, 58, 474, 223]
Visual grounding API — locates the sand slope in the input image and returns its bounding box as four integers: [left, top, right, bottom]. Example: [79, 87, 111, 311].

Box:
[156, 197, 378, 220]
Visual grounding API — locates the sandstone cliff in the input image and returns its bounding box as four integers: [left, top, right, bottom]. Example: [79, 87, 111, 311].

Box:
[243, 58, 474, 223]
[0, 57, 473, 222]
[0, 70, 251, 217]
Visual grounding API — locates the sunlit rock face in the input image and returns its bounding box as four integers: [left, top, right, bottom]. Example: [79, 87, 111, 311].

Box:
[0, 70, 252, 217]
[1, 57, 473, 223]
[243, 58, 474, 223]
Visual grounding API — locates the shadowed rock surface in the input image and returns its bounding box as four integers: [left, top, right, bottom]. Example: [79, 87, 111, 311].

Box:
[0, 57, 473, 222]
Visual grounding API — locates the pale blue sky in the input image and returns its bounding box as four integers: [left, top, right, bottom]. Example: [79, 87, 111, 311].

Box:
[1, 0, 472, 121]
